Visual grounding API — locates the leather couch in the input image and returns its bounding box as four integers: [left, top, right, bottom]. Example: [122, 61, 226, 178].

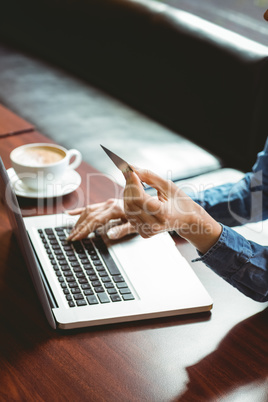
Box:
[0, 0, 268, 186]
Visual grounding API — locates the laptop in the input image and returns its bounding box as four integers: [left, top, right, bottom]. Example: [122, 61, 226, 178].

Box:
[0, 157, 212, 329]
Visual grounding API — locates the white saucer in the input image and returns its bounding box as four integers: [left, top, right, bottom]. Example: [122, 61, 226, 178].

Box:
[7, 168, 81, 199]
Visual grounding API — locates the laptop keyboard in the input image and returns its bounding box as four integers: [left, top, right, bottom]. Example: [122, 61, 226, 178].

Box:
[38, 227, 135, 307]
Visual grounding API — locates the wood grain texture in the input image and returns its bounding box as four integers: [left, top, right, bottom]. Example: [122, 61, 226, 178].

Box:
[0, 125, 267, 401]
[0, 104, 34, 137]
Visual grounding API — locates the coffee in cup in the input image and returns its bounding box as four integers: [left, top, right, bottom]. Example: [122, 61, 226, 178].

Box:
[10, 143, 82, 191]
[15, 145, 66, 166]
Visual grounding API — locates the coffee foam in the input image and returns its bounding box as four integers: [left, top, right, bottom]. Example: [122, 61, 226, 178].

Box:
[16, 146, 65, 166]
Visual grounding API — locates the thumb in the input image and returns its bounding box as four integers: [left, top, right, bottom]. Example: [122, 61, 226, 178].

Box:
[132, 167, 172, 197]
[107, 222, 137, 240]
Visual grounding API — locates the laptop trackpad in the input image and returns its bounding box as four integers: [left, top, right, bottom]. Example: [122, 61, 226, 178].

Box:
[108, 233, 205, 303]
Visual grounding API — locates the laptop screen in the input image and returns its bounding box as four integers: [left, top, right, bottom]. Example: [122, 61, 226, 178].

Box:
[0, 157, 56, 328]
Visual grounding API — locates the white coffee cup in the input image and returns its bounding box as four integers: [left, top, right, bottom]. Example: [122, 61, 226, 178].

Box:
[10, 143, 82, 190]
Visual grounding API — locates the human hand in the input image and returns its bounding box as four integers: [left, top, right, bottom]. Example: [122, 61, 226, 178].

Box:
[123, 167, 222, 253]
[66, 198, 137, 241]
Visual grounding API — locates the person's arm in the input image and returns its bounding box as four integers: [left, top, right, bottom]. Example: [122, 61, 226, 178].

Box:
[123, 167, 268, 302]
[191, 137, 268, 226]
[193, 225, 268, 302]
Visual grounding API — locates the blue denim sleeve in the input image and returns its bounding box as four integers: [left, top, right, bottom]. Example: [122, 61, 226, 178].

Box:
[192, 137, 268, 226]
[193, 225, 268, 302]
[191, 137, 268, 302]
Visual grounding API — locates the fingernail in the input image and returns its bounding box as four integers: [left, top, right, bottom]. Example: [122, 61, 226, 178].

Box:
[107, 228, 118, 239]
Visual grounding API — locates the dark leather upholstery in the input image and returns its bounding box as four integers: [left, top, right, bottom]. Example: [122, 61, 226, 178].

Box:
[1, 0, 268, 171]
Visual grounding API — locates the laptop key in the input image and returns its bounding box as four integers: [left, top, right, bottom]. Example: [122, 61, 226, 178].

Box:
[63, 246, 72, 251]
[76, 273, 86, 279]
[49, 240, 59, 245]
[84, 264, 93, 270]
[52, 245, 61, 250]
[107, 288, 117, 295]
[74, 294, 84, 300]
[88, 275, 98, 281]
[101, 277, 111, 283]
[110, 294, 121, 302]
[47, 235, 56, 240]
[54, 249, 64, 255]
[95, 264, 105, 271]
[90, 255, 99, 261]
[71, 288, 81, 294]
[68, 256, 77, 262]
[66, 251, 75, 256]
[71, 261, 80, 267]
[87, 295, 99, 305]
[76, 300, 87, 307]
[99, 272, 109, 277]
[105, 283, 114, 289]
[61, 265, 70, 271]
[81, 283, 91, 290]
[92, 281, 101, 287]
[68, 281, 78, 288]
[55, 227, 66, 232]
[73, 267, 82, 272]
[94, 286, 104, 293]
[119, 288, 131, 295]
[85, 269, 95, 275]
[66, 276, 76, 282]
[57, 255, 66, 260]
[113, 276, 124, 283]
[84, 289, 94, 296]
[92, 261, 103, 266]
[45, 228, 53, 234]
[78, 278, 88, 284]
[69, 301, 76, 307]
[59, 260, 68, 266]
[80, 259, 90, 264]
[98, 293, 110, 304]
[61, 240, 69, 247]
[122, 294, 135, 301]
[116, 282, 128, 289]
[63, 271, 73, 277]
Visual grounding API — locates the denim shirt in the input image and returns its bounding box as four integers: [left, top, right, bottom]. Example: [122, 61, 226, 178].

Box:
[192, 137, 268, 302]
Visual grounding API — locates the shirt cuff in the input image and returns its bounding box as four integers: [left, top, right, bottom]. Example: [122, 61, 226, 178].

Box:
[192, 223, 226, 263]
[191, 224, 253, 280]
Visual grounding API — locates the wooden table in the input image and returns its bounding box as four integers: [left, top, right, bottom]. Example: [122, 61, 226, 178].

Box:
[0, 109, 267, 401]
